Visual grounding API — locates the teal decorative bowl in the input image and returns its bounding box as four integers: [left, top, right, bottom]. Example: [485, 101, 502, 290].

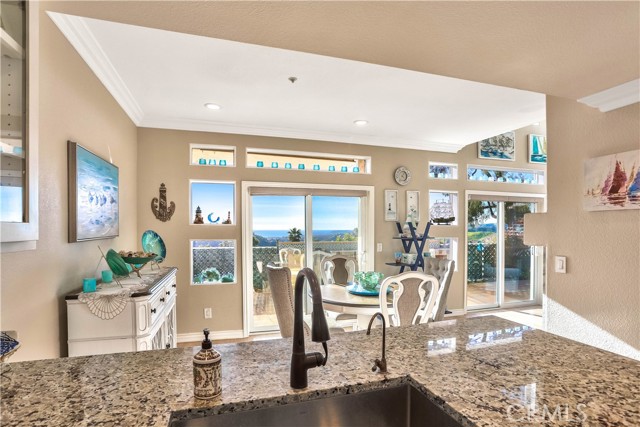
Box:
[353, 271, 384, 291]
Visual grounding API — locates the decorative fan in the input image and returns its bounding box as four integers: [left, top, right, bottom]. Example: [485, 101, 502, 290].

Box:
[78, 290, 131, 320]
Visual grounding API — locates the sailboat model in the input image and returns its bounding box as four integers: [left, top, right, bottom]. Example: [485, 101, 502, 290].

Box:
[430, 200, 455, 225]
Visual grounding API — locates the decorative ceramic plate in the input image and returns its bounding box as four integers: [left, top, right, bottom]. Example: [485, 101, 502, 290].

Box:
[394, 166, 411, 186]
[141, 230, 166, 261]
[346, 283, 391, 296]
[106, 249, 130, 277]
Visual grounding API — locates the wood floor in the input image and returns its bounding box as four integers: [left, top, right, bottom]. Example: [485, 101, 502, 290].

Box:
[466, 280, 533, 307]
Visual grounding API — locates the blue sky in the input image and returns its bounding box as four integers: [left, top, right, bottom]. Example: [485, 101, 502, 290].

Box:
[252, 195, 359, 230]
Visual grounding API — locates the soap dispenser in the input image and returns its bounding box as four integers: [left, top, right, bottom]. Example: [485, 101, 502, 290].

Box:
[193, 328, 222, 400]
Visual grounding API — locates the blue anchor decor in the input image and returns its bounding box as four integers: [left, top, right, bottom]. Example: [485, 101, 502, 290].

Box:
[151, 183, 175, 222]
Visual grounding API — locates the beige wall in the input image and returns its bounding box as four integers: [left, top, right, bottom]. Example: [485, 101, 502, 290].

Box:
[544, 98, 639, 360]
[137, 125, 545, 337]
[0, 3, 137, 361]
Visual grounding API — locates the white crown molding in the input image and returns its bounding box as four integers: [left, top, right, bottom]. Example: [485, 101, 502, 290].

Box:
[141, 116, 466, 153]
[47, 12, 144, 124]
[578, 79, 640, 113]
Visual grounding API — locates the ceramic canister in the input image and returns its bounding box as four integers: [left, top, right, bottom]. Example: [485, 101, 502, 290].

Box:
[193, 329, 222, 399]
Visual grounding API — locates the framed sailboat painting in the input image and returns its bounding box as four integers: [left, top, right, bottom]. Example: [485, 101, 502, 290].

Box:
[583, 149, 640, 211]
[528, 134, 547, 164]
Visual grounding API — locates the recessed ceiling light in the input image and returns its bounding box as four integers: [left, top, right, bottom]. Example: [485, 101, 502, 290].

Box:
[353, 120, 368, 126]
[205, 103, 221, 110]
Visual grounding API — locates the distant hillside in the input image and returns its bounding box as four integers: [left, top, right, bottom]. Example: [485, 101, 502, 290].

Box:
[253, 230, 354, 246]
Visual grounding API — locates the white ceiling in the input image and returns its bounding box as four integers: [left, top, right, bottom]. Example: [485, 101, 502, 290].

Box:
[50, 12, 547, 153]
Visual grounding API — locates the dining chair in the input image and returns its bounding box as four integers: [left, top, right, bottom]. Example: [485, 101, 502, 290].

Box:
[321, 254, 358, 286]
[423, 258, 455, 322]
[378, 271, 440, 327]
[266, 265, 344, 338]
[320, 254, 359, 323]
[312, 250, 332, 280]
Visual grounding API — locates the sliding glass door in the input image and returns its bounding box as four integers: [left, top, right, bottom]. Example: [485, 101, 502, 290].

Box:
[310, 196, 361, 281]
[250, 195, 306, 332]
[466, 194, 543, 310]
[246, 187, 369, 334]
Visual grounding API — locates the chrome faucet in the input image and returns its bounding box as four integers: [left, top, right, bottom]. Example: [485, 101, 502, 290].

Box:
[366, 312, 387, 373]
[291, 268, 330, 389]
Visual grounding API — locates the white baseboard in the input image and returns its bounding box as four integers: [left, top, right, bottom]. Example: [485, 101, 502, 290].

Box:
[444, 309, 466, 318]
[178, 329, 244, 343]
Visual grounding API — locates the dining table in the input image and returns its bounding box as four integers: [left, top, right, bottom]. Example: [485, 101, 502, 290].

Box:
[319, 283, 393, 330]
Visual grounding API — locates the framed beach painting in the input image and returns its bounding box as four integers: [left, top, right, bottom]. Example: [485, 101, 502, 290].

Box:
[583, 149, 640, 211]
[68, 141, 119, 242]
[528, 134, 547, 164]
[406, 190, 420, 224]
[384, 189, 398, 221]
[478, 131, 516, 161]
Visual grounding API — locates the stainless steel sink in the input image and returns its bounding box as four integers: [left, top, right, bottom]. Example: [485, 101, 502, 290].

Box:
[171, 384, 463, 427]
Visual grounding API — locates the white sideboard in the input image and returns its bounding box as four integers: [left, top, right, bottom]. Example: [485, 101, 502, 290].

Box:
[66, 267, 178, 357]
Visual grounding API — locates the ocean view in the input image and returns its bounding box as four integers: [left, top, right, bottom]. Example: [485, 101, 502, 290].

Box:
[254, 230, 352, 238]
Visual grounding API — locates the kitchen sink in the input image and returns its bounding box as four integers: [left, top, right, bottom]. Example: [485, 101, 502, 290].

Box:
[170, 384, 463, 427]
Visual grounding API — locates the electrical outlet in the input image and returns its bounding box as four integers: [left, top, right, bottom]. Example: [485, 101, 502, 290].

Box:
[204, 307, 212, 319]
[377, 243, 383, 252]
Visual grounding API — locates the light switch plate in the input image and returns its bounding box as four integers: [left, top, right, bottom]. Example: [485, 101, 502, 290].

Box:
[554, 256, 567, 273]
[377, 243, 383, 252]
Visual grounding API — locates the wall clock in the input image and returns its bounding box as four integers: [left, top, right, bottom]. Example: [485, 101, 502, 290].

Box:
[394, 166, 411, 186]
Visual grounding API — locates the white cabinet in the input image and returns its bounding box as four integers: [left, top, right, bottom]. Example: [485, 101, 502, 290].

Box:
[66, 268, 178, 357]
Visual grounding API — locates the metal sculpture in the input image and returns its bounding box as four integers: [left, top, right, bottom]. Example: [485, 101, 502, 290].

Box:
[151, 183, 175, 222]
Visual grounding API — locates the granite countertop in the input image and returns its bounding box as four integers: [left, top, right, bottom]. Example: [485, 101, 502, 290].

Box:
[64, 267, 178, 299]
[1, 316, 639, 426]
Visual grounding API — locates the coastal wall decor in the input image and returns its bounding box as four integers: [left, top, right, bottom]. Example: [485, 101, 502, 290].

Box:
[429, 191, 458, 225]
[528, 134, 547, 164]
[583, 149, 640, 211]
[68, 141, 119, 242]
[478, 131, 516, 161]
[384, 190, 398, 221]
[190, 180, 235, 225]
[406, 190, 420, 224]
[151, 183, 175, 222]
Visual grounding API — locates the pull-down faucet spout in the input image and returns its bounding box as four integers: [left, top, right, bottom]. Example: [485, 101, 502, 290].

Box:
[291, 268, 330, 389]
[366, 312, 387, 373]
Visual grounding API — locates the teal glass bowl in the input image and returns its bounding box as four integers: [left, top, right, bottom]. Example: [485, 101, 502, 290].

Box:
[353, 271, 384, 291]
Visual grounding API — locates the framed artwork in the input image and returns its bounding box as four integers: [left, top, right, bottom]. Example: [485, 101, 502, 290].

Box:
[478, 131, 516, 161]
[68, 141, 119, 242]
[384, 189, 398, 221]
[583, 149, 640, 211]
[528, 134, 547, 164]
[406, 190, 420, 224]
